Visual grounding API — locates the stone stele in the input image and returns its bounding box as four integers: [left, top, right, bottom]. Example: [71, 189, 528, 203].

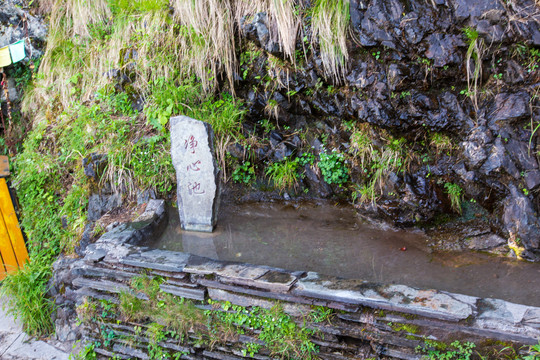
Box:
[170, 116, 220, 232]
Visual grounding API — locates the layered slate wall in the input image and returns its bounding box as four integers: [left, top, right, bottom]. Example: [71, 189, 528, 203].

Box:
[51, 201, 540, 359]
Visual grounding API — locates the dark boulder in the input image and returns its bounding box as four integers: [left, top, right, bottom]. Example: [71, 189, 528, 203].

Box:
[503, 184, 540, 260]
[489, 92, 530, 124]
[426, 92, 473, 131]
[352, 0, 404, 48]
[424, 34, 465, 68]
[449, 0, 504, 25]
[240, 13, 280, 54]
[83, 153, 107, 179]
[480, 138, 520, 179]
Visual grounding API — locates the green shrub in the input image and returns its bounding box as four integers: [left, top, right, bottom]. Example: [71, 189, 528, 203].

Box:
[232, 161, 255, 184]
[318, 150, 349, 186]
[0, 258, 55, 336]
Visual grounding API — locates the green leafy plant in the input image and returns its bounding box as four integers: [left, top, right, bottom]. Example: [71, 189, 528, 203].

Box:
[417, 340, 475, 360]
[265, 157, 300, 192]
[0, 259, 55, 336]
[462, 27, 484, 112]
[232, 161, 255, 184]
[444, 182, 463, 214]
[210, 301, 319, 359]
[318, 150, 349, 186]
[522, 341, 540, 360]
[80, 275, 321, 359]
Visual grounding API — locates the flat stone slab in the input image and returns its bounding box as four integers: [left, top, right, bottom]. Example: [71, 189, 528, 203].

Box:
[293, 272, 477, 321]
[120, 249, 190, 272]
[183, 255, 226, 275]
[159, 284, 206, 301]
[219, 267, 298, 293]
[72, 277, 132, 295]
[474, 298, 540, 340]
[170, 116, 220, 232]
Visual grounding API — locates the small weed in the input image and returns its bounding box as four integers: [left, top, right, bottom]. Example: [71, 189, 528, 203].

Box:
[265, 157, 300, 192]
[310, 306, 334, 323]
[258, 118, 276, 133]
[430, 132, 453, 154]
[522, 341, 540, 360]
[297, 152, 316, 167]
[232, 161, 255, 184]
[416, 340, 475, 360]
[400, 90, 411, 98]
[461, 26, 484, 112]
[444, 182, 463, 214]
[318, 150, 349, 186]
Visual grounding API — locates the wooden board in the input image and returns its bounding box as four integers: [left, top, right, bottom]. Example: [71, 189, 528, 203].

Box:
[0, 178, 29, 274]
[0, 202, 19, 274]
[0, 252, 6, 280]
[0, 156, 9, 177]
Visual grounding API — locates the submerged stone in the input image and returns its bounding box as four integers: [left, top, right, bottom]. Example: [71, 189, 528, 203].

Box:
[170, 116, 220, 232]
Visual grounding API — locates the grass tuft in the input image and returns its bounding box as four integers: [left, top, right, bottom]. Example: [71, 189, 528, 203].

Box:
[0, 258, 54, 336]
[311, 0, 350, 82]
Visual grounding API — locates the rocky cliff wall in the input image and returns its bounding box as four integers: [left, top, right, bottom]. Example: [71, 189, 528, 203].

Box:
[228, 0, 540, 260]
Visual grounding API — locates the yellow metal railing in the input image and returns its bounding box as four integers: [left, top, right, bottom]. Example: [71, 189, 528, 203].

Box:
[0, 156, 29, 279]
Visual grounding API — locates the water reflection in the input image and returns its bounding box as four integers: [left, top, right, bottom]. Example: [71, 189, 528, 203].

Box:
[146, 201, 540, 306]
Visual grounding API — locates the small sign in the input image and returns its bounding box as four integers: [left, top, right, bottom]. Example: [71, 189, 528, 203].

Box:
[0, 156, 9, 177]
[170, 116, 220, 232]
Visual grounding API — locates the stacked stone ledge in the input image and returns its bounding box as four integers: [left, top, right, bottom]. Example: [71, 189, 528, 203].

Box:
[50, 200, 540, 359]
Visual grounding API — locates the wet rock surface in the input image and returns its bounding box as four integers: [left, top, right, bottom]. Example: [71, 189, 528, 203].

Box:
[233, 0, 540, 258]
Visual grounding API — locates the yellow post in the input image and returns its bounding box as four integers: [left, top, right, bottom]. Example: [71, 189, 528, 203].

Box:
[0, 158, 29, 277]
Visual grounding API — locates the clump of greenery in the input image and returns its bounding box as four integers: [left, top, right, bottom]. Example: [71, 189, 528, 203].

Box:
[232, 161, 256, 184]
[461, 27, 484, 112]
[349, 125, 408, 204]
[444, 182, 463, 214]
[265, 157, 300, 192]
[523, 341, 540, 360]
[210, 300, 319, 359]
[77, 275, 321, 359]
[0, 258, 55, 336]
[416, 340, 476, 360]
[318, 150, 349, 186]
[430, 132, 454, 154]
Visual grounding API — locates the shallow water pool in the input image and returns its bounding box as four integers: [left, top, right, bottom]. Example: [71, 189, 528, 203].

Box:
[146, 201, 540, 306]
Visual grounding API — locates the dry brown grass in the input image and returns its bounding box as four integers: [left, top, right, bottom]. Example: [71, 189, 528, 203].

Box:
[171, 0, 237, 91]
[24, 0, 351, 123]
[311, 0, 350, 82]
[235, 0, 302, 63]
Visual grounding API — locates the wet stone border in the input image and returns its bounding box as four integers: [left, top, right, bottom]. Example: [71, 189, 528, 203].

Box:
[51, 200, 540, 359]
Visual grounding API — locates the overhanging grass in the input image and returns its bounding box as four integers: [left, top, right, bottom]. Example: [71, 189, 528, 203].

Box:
[310, 0, 350, 81]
